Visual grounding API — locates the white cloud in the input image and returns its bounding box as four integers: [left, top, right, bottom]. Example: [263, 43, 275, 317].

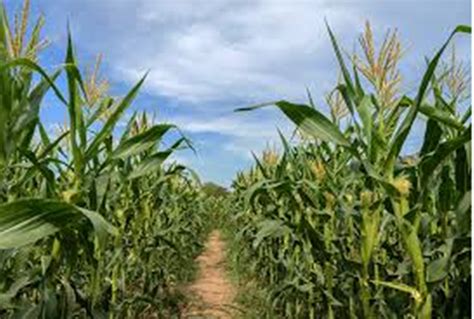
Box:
[132, 2, 358, 103]
[164, 111, 296, 161]
[168, 113, 287, 138]
[49, 0, 362, 104]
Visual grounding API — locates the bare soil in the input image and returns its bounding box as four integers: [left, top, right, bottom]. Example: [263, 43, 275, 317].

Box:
[184, 230, 236, 319]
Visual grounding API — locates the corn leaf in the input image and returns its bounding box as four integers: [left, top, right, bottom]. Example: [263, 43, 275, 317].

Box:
[112, 124, 176, 159]
[372, 280, 419, 298]
[420, 125, 471, 188]
[0, 199, 116, 249]
[85, 74, 147, 159]
[238, 100, 351, 147]
[384, 25, 470, 175]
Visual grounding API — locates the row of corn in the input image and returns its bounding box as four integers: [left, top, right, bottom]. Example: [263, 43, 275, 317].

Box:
[0, 2, 209, 317]
[225, 22, 471, 318]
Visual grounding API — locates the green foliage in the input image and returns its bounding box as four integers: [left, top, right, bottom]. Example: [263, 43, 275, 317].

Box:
[0, 2, 471, 318]
[0, 2, 209, 317]
[202, 182, 229, 198]
[228, 23, 471, 318]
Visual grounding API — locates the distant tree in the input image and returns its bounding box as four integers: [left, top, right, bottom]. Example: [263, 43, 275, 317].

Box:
[201, 182, 229, 198]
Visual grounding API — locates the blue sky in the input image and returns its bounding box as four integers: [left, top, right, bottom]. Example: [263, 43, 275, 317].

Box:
[4, 0, 471, 186]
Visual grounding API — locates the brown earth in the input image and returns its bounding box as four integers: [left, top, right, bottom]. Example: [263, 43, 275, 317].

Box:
[183, 230, 237, 319]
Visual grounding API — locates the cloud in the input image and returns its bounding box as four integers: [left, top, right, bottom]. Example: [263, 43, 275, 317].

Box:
[168, 112, 289, 138]
[123, 2, 360, 103]
[25, 0, 471, 185]
[41, 0, 362, 104]
[43, 0, 470, 107]
[165, 106, 301, 156]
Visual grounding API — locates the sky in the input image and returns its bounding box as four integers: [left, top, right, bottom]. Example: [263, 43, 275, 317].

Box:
[4, 0, 471, 186]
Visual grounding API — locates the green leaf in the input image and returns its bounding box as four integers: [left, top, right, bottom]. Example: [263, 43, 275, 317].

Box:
[419, 104, 464, 130]
[238, 100, 350, 147]
[0, 276, 31, 307]
[455, 191, 471, 234]
[38, 130, 70, 159]
[127, 137, 187, 179]
[384, 26, 469, 175]
[420, 126, 471, 189]
[64, 29, 85, 177]
[112, 124, 176, 159]
[19, 149, 56, 194]
[461, 107, 471, 125]
[0, 59, 67, 105]
[325, 21, 355, 101]
[86, 97, 114, 128]
[372, 280, 420, 298]
[253, 219, 292, 249]
[420, 119, 442, 156]
[85, 73, 147, 159]
[455, 145, 470, 194]
[426, 256, 449, 283]
[16, 70, 61, 151]
[0, 199, 116, 249]
[356, 95, 373, 148]
[128, 151, 172, 179]
[426, 239, 453, 283]
[58, 278, 76, 319]
[336, 84, 355, 116]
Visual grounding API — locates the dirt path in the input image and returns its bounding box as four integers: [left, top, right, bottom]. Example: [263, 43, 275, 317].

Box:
[184, 230, 236, 319]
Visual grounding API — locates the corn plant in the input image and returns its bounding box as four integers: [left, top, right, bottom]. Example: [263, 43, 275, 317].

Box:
[0, 2, 210, 317]
[228, 22, 471, 318]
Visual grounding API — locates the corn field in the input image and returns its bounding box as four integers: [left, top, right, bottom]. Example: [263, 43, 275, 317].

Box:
[225, 23, 472, 318]
[0, 1, 471, 319]
[0, 2, 210, 317]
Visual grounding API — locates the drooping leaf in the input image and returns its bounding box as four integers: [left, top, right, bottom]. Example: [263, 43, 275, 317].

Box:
[0, 199, 116, 249]
[253, 219, 292, 249]
[238, 100, 351, 147]
[372, 280, 420, 298]
[419, 104, 464, 130]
